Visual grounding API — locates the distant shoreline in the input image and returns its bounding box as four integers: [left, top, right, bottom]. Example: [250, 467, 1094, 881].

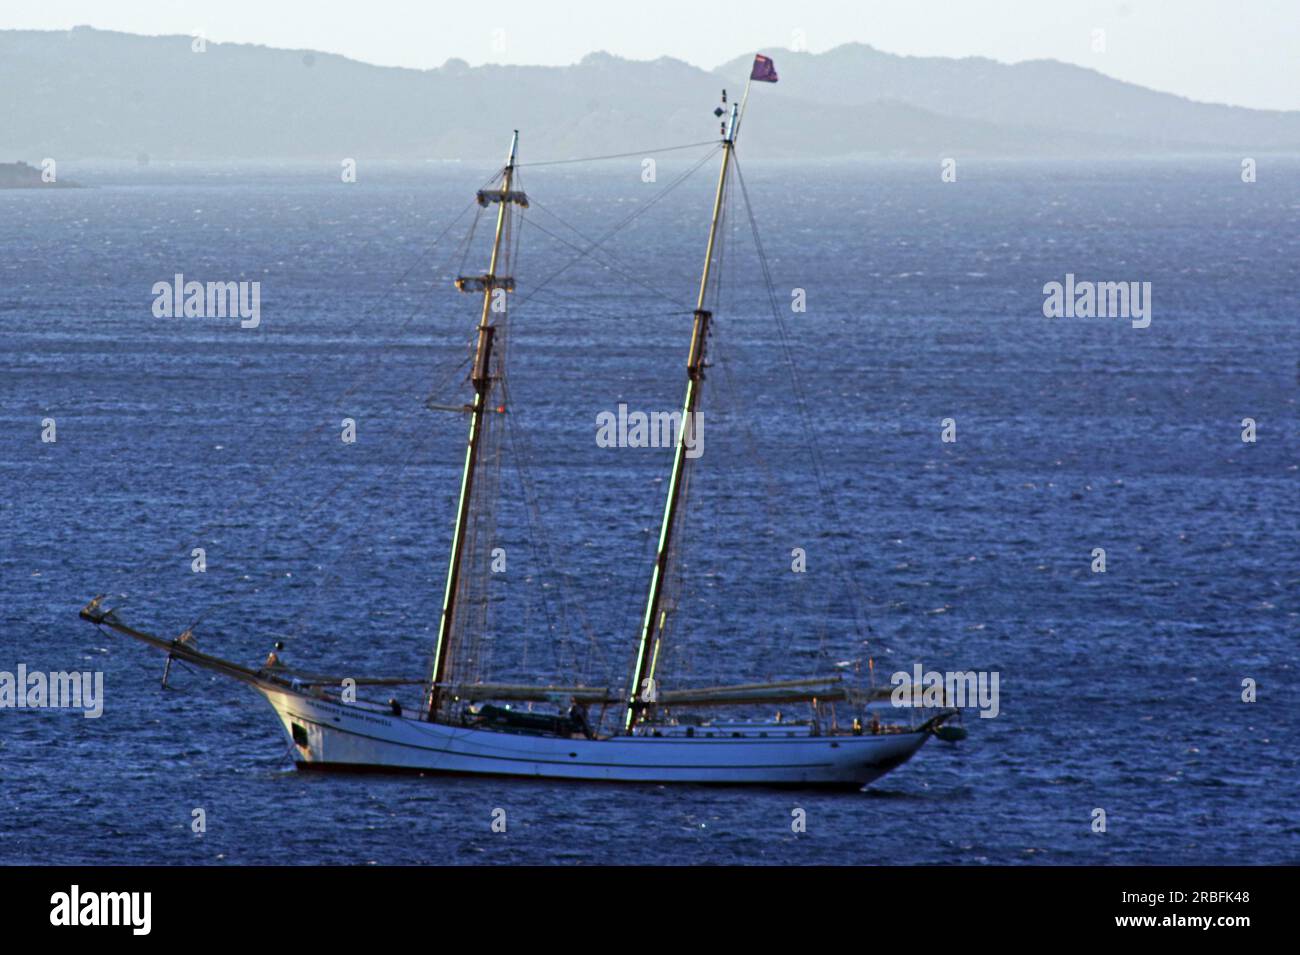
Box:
[0, 161, 81, 189]
[4, 28, 1297, 162]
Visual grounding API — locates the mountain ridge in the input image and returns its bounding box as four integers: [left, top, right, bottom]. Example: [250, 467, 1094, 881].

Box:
[2, 27, 1296, 161]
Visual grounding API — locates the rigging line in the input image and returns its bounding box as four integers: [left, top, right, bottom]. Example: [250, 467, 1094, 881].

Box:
[514, 140, 719, 168]
[499, 377, 606, 681]
[469, 207, 515, 681]
[125, 328, 455, 601]
[639, 168, 738, 692]
[663, 166, 725, 687]
[523, 197, 689, 310]
[189, 404, 443, 636]
[281, 413, 446, 646]
[722, 167, 832, 657]
[708, 183, 743, 685]
[721, 178, 829, 659]
[446, 195, 520, 688]
[512, 146, 722, 313]
[227, 398, 441, 587]
[129, 339, 472, 611]
[498, 387, 565, 675]
[119, 173, 503, 597]
[119, 352, 460, 612]
[710, 315, 789, 623]
[307, 173, 498, 343]
[421, 355, 474, 409]
[508, 189, 526, 339]
[731, 160, 850, 655]
[330, 180, 492, 339]
[510, 290, 694, 322]
[342, 183, 484, 320]
[486, 211, 575, 671]
[730, 154, 873, 646]
[491, 384, 564, 675]
[295, 361, 478, 608]
[452, 409, 504, 686]
[614, 524, 658, 695]
[657, 430, 698, 686]
[456, 205, 484, 275]
[520, 212, 687, 311]
[649, 390, 707, 688]
[663, 183, 733, 689]
[123, 205, 490, 595]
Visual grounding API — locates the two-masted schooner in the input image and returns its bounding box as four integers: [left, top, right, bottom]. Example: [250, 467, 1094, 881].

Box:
[81, 55, 954, 788]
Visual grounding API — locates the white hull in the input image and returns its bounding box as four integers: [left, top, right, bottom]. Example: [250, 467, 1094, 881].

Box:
[260, 687, 929, 788]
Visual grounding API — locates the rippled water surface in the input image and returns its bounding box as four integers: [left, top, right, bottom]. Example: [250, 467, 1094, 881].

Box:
[1, 158, 1296, 864]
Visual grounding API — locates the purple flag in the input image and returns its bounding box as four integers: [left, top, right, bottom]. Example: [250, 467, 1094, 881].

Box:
[750, 54, 779, 83]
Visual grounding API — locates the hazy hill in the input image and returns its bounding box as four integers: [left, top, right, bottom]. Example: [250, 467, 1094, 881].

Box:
[2, 27, 1296, 161]
[716, 45, 1300, 152]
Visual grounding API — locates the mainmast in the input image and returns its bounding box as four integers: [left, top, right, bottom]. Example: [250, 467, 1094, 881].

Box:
[624, 104, 740, 732]
[427, 131, 522, 720]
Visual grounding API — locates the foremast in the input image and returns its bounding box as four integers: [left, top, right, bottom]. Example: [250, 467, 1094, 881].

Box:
[624, 104, 740, 732]
[427, 131, 522, 720]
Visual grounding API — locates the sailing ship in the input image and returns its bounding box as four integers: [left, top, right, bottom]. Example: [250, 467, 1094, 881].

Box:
[81, 55, 955, 788]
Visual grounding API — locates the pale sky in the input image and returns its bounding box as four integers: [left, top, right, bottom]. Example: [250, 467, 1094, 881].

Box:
[5, 0, 1299, 111]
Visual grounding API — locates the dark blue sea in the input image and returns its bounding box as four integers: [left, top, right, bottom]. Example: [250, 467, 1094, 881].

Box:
[1, 155, 1296, 865]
